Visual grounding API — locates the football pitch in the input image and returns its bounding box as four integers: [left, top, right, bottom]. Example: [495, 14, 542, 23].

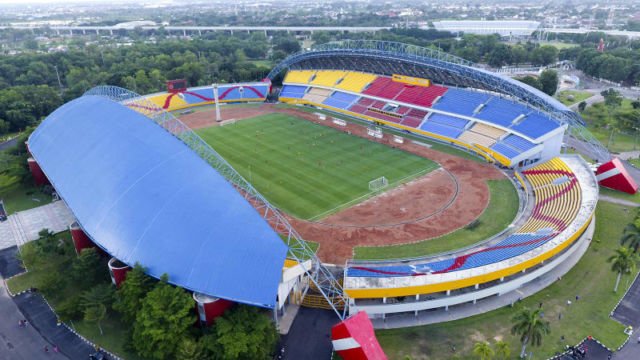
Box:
[196, 113, 438, 220]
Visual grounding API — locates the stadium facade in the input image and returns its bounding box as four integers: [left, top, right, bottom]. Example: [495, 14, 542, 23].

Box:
[27, 41, 610, 350]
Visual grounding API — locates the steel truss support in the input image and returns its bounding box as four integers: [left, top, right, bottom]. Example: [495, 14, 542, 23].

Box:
[83, 86, 348, 320]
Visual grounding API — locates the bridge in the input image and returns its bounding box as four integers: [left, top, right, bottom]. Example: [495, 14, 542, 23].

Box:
[0, 25, 390, 36]
[1, 24, 639, 39]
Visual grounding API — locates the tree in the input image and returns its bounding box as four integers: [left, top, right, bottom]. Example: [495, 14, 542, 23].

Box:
[113, 263, 154, 324]
[517, 76, 543, 91]
[473, 341, 494, 360]
[132, 275, 195, 360]
[176, 338, 206, 360]
[608, 247, 638, 292]
[210, 305, 278, 360]
[539, 70, 559, 96]
[531, 46, 558, 66]
[494, 340, 511, 360]
[81, 284, 114, 335]
[71, 248, 105, 288]
[510, 307, 550, 358]
[578, 101, 587, 112]
[621, 216, 640, 253]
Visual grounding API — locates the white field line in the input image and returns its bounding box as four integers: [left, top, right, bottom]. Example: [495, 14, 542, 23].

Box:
[305, 166, 439, 222]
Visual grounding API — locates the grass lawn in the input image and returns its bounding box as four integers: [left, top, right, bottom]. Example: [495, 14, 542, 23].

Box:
[73, 315, 146, 360]
[377, 201, 634, 360]
[0, 182, 52, 214]
[353, 179, 519, 260]
[599, 186, 640, 204]
[582, 99, 639, 153]
[555, 90, 592, 106]
[274, 103, 486, 163]
[196, 113, 438, 220]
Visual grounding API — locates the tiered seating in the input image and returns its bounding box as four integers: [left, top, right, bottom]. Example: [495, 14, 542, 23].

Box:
[396, 106, 412, 115]
[432, 88, 491, 116]
[490, 134, 538, 160]
[335, 72, 378, 93]
[428, 113, 469, 129]
[468, 122, 506, 139]
[310, 70, 348, 87]
[407, 108, 428, 119]
[420, 121, 463, 139]
[400, 117, 424, 128]
[396, 85, 448, 107]
[511, 112, 562, 139]
[457, 122, 505, 148]
[501, 135, 536, 152]
[362, 77, 405, 99]
[279, 85, 308, 99]
[323, 92, 359, 110]
[347, 157, 582, 278]
[284, 70, 316, 84]
[348, 98, 402, 124]
[475, 98, 527, 127]
[519, 158, 581, 233]
[303, 87, 332, 103]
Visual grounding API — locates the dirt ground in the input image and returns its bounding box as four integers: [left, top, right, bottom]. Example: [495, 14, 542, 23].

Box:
[180, 104, 505, 264]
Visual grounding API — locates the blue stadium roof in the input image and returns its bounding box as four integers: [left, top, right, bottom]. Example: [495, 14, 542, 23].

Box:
[28, 95, 288, 308]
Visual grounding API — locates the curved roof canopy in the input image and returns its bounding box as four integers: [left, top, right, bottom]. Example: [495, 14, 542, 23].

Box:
[28, 95, 288, 308]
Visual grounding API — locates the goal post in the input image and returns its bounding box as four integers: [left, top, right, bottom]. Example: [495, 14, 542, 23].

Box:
[368, 176, 389, 191]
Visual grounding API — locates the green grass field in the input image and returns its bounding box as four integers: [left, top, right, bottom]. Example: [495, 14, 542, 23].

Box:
[0, 182, 52, 214]
[273, 103, 487, 164]
[354, 179, 519, 260]
[196, 113, 438, 220]
[555, 90, 592, 106]
[377, 202, 634, 359]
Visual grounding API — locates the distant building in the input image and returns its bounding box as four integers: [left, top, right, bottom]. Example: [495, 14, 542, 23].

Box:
[432, 20, 541, 38]
[112, 20, 156, 30]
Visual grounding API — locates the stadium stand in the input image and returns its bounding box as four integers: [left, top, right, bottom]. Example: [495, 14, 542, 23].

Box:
[346, 156, 583, 278]
[432, 88, 491, 116]
[466, 122, 506, 139]
[428, 113, 469, 129]
[400, 116, 424, 128]
[280, 85, 308, 99]
[284, 70, 316, 84]
[395, 84, 448, 107]
[335, 71, 378, 93]
[491, 143, 521, 159]
[511, 112, 562, 139]
[420, 121, 464, 139]
[362, 77, 406, 99]
[323, 92, 360, 110]
[303, 87, 333, 104]
[475, 98, 527, 127]
[311, 70, 348, 87]
[501, 134, 537, 152]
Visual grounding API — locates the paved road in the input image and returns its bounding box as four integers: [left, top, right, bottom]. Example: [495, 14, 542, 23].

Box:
[612, 273, 640, 360]
[281, 307, 339, 360]
[0, 137, 18, 152]
[0, 246, 68, 359]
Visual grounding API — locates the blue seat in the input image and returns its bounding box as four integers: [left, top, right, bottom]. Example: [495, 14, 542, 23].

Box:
[322, 91, 359, 110]
[432, 88, 490, 116]
[510, 112, 561, 139]
[475, 98, 527, 127]
[280, 85, 307, 99]
[501, 135, 537, 152]
[429, 113, 469, 129]
[420, 121, 463, 139]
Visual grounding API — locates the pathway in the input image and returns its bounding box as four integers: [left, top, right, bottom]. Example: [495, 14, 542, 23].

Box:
[612, 272, 640, 360]
[0, 246, 68, 359]
[0, 201, 75, 251]
[598, 195, 640, 208]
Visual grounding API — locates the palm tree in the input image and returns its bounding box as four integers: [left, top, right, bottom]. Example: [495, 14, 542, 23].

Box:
[494, 340, 511, 360]
[608, 247, 638, 292]
[473, 341, 494, 360]
[621, 218, 640, 253]
[510, 307, 550, 358]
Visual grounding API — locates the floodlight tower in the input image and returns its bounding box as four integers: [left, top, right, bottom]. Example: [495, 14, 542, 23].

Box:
[213, 84, 221, 122]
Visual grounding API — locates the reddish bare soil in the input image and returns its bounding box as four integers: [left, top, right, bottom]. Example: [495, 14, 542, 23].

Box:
[180, 104, 505, 264]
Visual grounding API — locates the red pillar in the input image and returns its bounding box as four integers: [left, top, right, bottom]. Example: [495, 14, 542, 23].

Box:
[69, 222, 95, 255]
[27, 158, 49, 186]
[108, 257, 131, 288]
[193, 292, 234, 326]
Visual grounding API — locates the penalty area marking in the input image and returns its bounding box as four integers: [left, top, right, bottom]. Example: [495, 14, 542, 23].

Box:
[305, 166, 438, 222]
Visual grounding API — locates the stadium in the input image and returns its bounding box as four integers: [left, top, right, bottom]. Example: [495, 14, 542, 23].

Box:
[26, 40, 628, 358]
